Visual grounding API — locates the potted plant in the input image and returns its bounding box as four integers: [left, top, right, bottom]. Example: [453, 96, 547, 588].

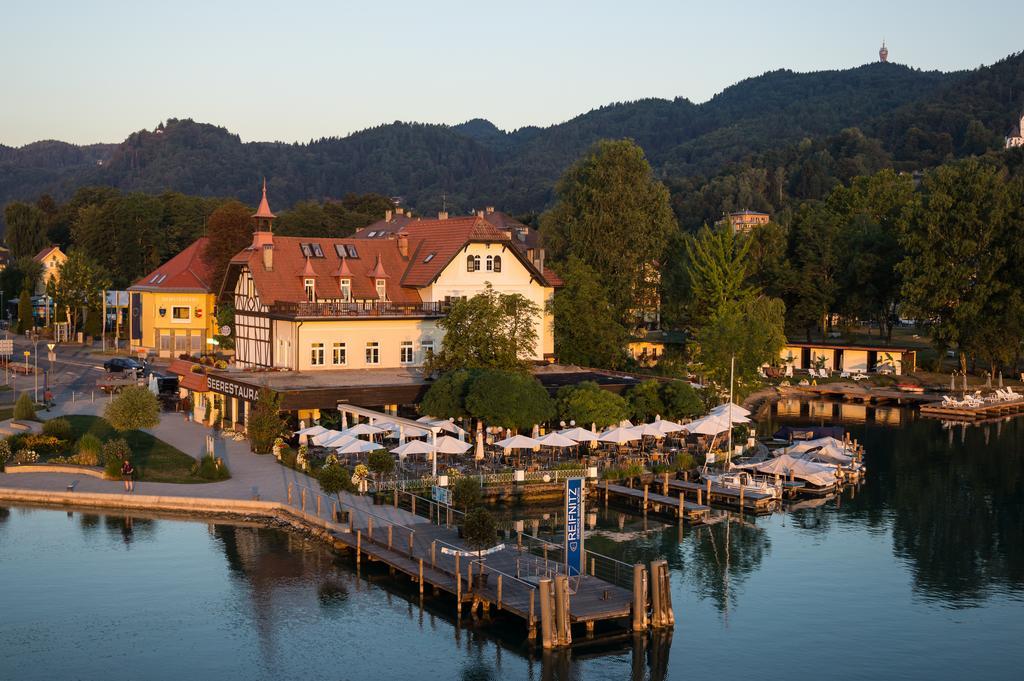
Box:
[462, 508, 498, 587]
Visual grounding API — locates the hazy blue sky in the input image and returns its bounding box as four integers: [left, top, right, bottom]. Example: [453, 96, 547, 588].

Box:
[1, 0, 1020, 146]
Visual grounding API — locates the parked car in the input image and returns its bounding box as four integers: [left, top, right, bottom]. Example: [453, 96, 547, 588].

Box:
[103, 357, 146, 374]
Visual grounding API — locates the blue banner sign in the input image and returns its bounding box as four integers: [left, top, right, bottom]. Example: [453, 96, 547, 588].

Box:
[432, 485, 451, 506]
[564, 477, 584, 576]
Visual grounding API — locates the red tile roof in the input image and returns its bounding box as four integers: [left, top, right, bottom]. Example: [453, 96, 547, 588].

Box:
[33, 245, 63, 262]
[229, 236, 422, 304]
[130, 238, 215, 292]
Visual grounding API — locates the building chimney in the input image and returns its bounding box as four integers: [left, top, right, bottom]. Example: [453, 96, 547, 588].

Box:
[438, 211, 448, 220]
[397, 232, 409, 258]
[262, 243, 274, 271]
[385, 209, 393, 221]
[477, 210, 485, 218]
[486, 206, 495, 214]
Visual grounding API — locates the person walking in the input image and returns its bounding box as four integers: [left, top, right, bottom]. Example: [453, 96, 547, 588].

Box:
[121, 458, 135, 493]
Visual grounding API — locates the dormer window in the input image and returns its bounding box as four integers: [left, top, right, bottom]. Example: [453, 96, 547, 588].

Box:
[304, 278, 315, 302]
[340, 278, 351, 302]
[375, 279, 387, 300]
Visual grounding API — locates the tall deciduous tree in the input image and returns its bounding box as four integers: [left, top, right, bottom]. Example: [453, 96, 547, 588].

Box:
[550, 257, 627, 369]
[541, 139, 676, 328]
[898, 160, 1015, 371]
[202, 200, 253, 292]
[692, 296, 787, 387]
[16, 289, 32, 333]
[554, 381, 628, 429]
[247, 388, 286, 454]
[685, 224, 753, 323]
[427, 286, 539, 374]
[4, 202, 47, 259]
[463, 370, 553, 430]
[49, 251, 110, 335]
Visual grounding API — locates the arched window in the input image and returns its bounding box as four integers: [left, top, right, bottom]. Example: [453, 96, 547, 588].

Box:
[466, 255, 476, 272]
[493, 255, 502, 273]
[486, 255, 493, 271]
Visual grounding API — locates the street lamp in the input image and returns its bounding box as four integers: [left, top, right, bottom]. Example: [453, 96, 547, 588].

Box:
[32, 339, 40, 402]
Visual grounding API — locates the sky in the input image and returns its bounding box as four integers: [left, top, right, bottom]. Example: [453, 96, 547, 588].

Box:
[1, 0, 1021, 147]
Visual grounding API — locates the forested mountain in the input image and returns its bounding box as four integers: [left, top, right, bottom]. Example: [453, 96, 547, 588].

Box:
[3, 51, 1024, 231]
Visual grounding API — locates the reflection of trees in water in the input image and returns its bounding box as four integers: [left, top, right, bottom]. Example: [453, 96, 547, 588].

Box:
[779, 404, 1024, 605]
[873, 416, 1024, 605]
[686, 517, 770, 614]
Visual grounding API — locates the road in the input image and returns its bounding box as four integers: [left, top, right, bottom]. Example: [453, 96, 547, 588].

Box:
[1, 335, 138, 410]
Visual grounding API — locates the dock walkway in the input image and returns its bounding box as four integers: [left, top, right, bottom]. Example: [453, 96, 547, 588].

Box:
[920, 398, 1024, 421]
[600, 482, 711, 523]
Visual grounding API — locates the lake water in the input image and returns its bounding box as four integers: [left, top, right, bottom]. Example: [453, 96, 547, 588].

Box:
[1, 406, 1022, 681]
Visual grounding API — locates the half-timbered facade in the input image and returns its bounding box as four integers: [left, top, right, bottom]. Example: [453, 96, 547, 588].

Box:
[220, 186, 560, 372]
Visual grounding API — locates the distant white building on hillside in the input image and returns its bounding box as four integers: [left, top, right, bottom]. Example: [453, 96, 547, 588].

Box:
[1006, 112, 1024, 149]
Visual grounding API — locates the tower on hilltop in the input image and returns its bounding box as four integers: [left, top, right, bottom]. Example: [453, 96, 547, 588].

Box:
[879, 40, 889, 63]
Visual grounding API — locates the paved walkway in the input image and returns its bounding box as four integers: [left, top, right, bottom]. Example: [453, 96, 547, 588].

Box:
[0, 400, 420, 526]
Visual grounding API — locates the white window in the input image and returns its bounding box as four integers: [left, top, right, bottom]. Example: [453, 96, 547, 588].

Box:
[400, 341, 413, 364]
[304, 278, 315, 302]
[376, 279, 387, 300]
[365, 342, 380, 365]
[340, 279, 351, 302]
[172, 306, 190, 321]
[311, 342, 325, 366]
[332, 342, 346, 365]
[486, 255, 493, 271]
[420, 340, 434, 363]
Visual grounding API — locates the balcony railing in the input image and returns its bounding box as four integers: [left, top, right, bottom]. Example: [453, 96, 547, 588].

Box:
[269, 300, 449, 319]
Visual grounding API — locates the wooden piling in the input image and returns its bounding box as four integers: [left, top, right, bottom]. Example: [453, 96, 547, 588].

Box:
[554, 575, 571, 646]
[650, 560, 664, 628]
[677, 492, 683, 520]
[356, 530, 362, 566]
[301, 488, 306, 512]
[411, 496, 416, 515]
[529, 590, 536, 638]
[287, 483, 293, 505]
[419, 559, 424, 594]
[662, 472, 669, 495]
[739, 485, 745, 512]
[316, 494, 321, 516]
[643, 484, 649, 511]
[632, 564, 647, 631]
[590, 557, 596, 576]
[368, 517, 373, 540]
[706, 479, 711, 503]
[539, 578, 554, 649]
[388, 525, 393, 550]
[408, 530, 414, 557]
[497, 575, 503, 608]
[431, 540, 436, 568]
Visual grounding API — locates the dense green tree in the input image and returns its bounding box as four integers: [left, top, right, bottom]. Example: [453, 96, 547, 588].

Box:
[541, 139, 676, 327]
[4, 202, 47, 259]
[462, 508, 498, 556]
[201, 200, 253, 293]
[426, 286, 540, 374]
[692, 296, 787, 386]
[247, 388, 286, 454]
[550, 257, 628, 369]
[16, 289, 32, 333]
[684, 224, 753, 322]
[104, 386, 160, 432]
[464, 370, 554, 430]
[554, 381, 628, 429]
[420, 369, 476, 419]
[659, 381, 704, 420]
[898, 160, 1016, 370]
[318, 462, 356, 496]
[48, 250, 110, 335]
[786, 202, 841, 338]
[626, 380, 665, 422]
[451, 476, 482, 511]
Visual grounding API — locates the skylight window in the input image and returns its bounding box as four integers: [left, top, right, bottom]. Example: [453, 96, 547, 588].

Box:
[423, 252, 436, 263]
[157, 274, 167, 283]
[149, 273, 160, 283]
[367, 231, 377, 238]
[345, 245, 359, 259]
[311, 243, 324, 258]
[300, 243, 313, 258]
[334, 244, 346, 258]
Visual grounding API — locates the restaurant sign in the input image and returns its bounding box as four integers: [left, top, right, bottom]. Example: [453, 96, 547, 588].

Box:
[206, 375, 262, 402]
[564, 477, 584, 577]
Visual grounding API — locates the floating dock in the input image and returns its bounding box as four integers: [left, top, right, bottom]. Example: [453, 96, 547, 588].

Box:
[666, 478, 777, 515]
[599, 481, 711, 523]
[919, 398, 1024, 421]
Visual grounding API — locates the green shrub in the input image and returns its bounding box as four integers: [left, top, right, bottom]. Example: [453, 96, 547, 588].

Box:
[102, 438, 131, 478]
[673, 452, 696, 471]
[77, 433, 103, 460]
[368, 449, 395, 478]
[462, 508, 498, 554]
[104, 386, 160, 432]
[192, 454, 229, 480]
[0, 439, 10, 470]
[601, 466, 622, 481]
[22, 434, 62, 455]
[451, 476, 482, 510]
[42, 418, 72, 440]
[318, 462, 355, 495]
[13, 393, 35, 420]
[279, 445, 297, 469]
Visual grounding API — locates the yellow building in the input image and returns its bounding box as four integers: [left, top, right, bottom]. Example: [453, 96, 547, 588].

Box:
[779, 341, 916, 375]
[33, 245, 67, 295]
[128, 237, 218, 358]
[716, 210, 770, 234]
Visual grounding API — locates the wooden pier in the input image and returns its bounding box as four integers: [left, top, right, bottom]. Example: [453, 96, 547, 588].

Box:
[666, 478, 777, 515]
[788, 383, 937, 405]
[600, 481, 711, 523]
[919, 398, 1024, 421]
[287, 483, 672, 648]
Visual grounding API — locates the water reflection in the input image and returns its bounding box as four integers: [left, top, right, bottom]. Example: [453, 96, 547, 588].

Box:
[686, 517, 770, 615]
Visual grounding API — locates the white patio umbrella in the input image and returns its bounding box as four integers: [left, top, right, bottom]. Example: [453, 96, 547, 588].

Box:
[315, 431, 357, 448]
[632, 423, 666, 439]
[599, 427, 642, 445]
[710, 402, 751, 418]
[559, 427, 600, 442]
[494, 434, 542, 450]
[434, 435, 472, 454]
[334, 438, 383, 454]
[296, 424, 328, 436]
[433, 420, 467, 438]
[618, 419, 634, 428]
[311, 430, 345, 446]
[390, 439, 436, 456]
[651, 419, 686, 435]
[684, 414, 733, 436]
[341, 423, 386, 438]
[537, 432, 578, 448]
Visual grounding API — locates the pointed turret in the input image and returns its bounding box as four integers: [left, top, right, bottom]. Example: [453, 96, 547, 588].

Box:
[300, 256, 316, 278]
[334, 253, 353, 278]
[253, 178, 276, 227]
[369, 253, 389, 279]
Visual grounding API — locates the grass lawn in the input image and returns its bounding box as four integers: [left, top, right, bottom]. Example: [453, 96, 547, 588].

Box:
[62, 415, 218, 484]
